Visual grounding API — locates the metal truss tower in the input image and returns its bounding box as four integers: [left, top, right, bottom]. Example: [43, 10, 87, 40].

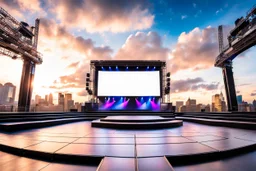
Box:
[0, 7, 43, 111]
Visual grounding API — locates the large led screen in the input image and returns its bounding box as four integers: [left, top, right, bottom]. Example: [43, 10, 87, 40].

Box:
[97, 71, 160, 96]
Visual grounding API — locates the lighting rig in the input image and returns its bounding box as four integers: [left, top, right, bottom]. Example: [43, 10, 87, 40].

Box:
[86, 73, 93, 95]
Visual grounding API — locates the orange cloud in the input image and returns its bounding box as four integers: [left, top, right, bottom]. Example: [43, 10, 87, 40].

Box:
[48, 0, 154, 33]
[115, 32, 169, 60]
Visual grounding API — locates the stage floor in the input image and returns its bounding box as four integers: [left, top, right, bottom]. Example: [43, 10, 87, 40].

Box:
[0, 120, 255, 170]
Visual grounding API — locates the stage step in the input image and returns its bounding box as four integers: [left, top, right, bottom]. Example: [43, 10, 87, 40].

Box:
[177, 115, 256, 122]
[177, 117, 256, 129]
[92, 119, 183, 129]
[97, 157, 174, 171]
[0, 117, 98, 132]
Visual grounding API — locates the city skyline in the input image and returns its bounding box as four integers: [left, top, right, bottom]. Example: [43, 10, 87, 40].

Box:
[0, 0, 256, 104]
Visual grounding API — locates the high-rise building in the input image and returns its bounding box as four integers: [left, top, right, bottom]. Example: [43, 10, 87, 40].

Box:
[180, 105, 186, 112]
[64, 93, 72, 112]
[35, 95, 41, 105]
[196, 104, 203, 112]
[237, 95, 242, 104]
[49, 93, 53, 105]
[212, 93, 226, 112]
[204, 104, 211, 112]
[58, 93, 65, 111]
[186, 98, 196, 112]
[45, 95, 48, 105]
[175, 101, 183, 112]
[0, 83, 3, 104]
[0, 83, 16, 105]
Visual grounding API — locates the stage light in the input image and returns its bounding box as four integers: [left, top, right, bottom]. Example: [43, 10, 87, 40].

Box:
[154, 66, 156, 69]
[147, 66, 149, 69]
[116, 66, 118, 70]
[136, 66, 139, 69]
[101, 66, 104, 69]
[126, 66, 128, 69]
[109, 66, 111, 69]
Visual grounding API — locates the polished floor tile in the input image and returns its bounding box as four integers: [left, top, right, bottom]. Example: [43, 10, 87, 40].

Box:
[138, 157, 174, 171]
[136, 137, 195, 144]
[201, 138, 255, 151]
[137, 143, 217, 157]
[57, 144, 135, 157]
[0, 157, 48, 171]
[184, 135, 227, 142]
[25, 142, 69, 153]
[98, 157, 135, 171]
[40, 163, 97, 171]
[74, 137, 135, 145]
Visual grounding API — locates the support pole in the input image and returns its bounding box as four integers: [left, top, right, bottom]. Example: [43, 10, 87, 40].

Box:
[222, 62, 238, 111]
[18, 59, 36, 112]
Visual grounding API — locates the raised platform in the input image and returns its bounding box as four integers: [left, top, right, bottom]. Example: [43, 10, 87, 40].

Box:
[92, 115, 183, 129]
[0, 121, 255, 167]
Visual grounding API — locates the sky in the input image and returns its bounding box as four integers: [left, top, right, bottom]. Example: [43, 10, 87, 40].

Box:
[0, 0, 256, 105]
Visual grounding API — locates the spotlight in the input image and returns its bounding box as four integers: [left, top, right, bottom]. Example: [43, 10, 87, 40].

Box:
[136, 66, 139, 69]
[154, 66, 156, 69]
[147, 66, 149, 69]
[126, 66, 128, 69]
[109, 66, 111, 69]
[101, 66, 104, 69]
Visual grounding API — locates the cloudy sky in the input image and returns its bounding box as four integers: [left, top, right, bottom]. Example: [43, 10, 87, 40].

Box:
[0, 0, 256, 105]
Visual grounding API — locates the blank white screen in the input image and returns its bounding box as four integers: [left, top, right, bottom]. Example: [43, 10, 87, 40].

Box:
[98, 71, 160, 96]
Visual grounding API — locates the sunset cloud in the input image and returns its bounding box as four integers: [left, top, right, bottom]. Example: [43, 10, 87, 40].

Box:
[171, 77, 219, 93]
[48, 0, 154, 33]
[169, 27, 218, 73]
[1, 0, 45, 18]
[115, 31, 169, 60]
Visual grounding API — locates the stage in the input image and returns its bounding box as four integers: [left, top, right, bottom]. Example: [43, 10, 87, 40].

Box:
[92, 115, 183, 129]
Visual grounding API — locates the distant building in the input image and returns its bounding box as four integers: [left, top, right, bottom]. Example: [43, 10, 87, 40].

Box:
[180, 105, 186, 112]
[58, 93, 64, 105]
[204, 104, 211, 112]
[175, 101, 183, 112]
[45, 95, 49, 105]
[75, 102, 82, 112]
[253, 100, 256, 111]
[0, 82, 16, 105]
[196, 104, 203, 112]
[212, 92, 226, 112]
[237, 95, 242, 104]
[186, 98, 196, 112]
[35, 95, 41, 105]
[238, 101, 255, 112]
[64, 93, 72, 112]
[49, 93, 53, 105]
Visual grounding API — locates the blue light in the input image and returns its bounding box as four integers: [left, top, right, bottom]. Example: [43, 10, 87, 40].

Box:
[147, 66, 149, 69]
[109, 66, 111, 69]
[154, 66, 156, 69]
[116, 66, 118, 69]
[126, 66, 128, 70]
[136, 66, 139, 69]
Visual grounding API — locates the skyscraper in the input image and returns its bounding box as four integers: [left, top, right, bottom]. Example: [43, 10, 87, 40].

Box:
[64, 93, 72, 112]
[212, 93, 226, 112]
[237, 95, 242, 104]
[45, 95, 48, 105]
[0, 83, 16, 105]
[58, 93, 65, 106]
[176, 101, 183, 112]
[49, 93, 53, 105]
[35, 95, 41, 105]
[186, 98, 196, 112]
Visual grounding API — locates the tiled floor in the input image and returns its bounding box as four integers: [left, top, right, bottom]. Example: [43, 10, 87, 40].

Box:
[0, 121, 255, 170]
[0, 121, 255, 158]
